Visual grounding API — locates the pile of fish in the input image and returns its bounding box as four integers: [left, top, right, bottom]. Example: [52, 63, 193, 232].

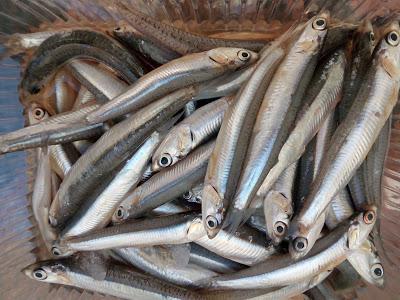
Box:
[1, 5, 399, 299]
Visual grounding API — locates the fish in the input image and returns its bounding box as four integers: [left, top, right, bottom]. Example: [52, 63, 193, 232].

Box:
[149, 200, 200, 217]
[50, 86, 196, 228]
[325, 189, 354, 230]
[72, 85, 94, 109]
[152, 96, 232, 171]
[32, 148, 57, 251]
[184, 101, 196, 118]
[201, 44, 285, 239]
[54, 70, 77, 113]
[21, 43, 138, 97]
[289, 25, 400, 259]
[256, 49, 346, 200]
[23, 252, 201, 300]
[49, 144, 79, 179]
[68, 60, 128, 103]
[347, 238, 384, 287]
[61, 132, 162, 238]
[204, 209, 376, 289]
[1, 30, 60, 54]
[263, 163, 297, 245]
[115, 5, 266, 55]
[85, 47, 258, 124]
[114, 140, 214, 222]
[224, 14, 328, 235]
[188, 244, 245, 274]
[114, 246, 217, 288]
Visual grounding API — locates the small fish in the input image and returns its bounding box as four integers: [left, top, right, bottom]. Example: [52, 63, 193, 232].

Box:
[114, 140, 214, 222]
[325, 189, 354, 230]
[49, 144, 79, 179]
[205, 209, 376, 290]
[85, 47, 258, 124]
[50, 86, 196, 228]
[61, 132, 162, 238]
[72, 86, 94, 109]
[152, 96, 232, 171]
[289, 25, 400, 259]
[54, 70, 77, 113]
[224, 14, 328, 235]
[23, 252, 201, 300]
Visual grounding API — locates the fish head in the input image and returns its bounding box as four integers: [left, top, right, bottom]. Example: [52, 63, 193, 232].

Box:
[152, 125, 193, 171]
[201, 184, 225, 239]
[112, 200, 131, 223]
[377, 23, 400, 80]
[50, 240, 75, 258]
[207, 47, 258, 70]
[23, 260, 71, 285]
[27, 104, 49, 125]
[355, 20, 376, 55]
[264, 191, 293, 245]
[296, 13, 329, 56]
[289, 213, 326, 260]
[347, 207, 377, 250]
[349, 238, 384, 287]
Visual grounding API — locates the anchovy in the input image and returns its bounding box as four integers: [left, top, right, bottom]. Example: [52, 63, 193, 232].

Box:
[62, 132, 162, 238]
[49, 144, 79, 179]
[54, 70, 76, 113]
[114, 246, 217, 288]
[325, 189, 354, 230]
[115, 4, 266, 55]
[202, 44, 285, 238]
[72, 86, 94, 109]
[85, 47, 258, 124]
[50, 86, 196, 228]
[225, 15, 328, 234]
[115, 140, 214, 222]
[257, 49, 346, 199]
[290, 25, 400, 258]
[152, 96, 232, 171]
[68, 60, 128, 103]
[23, 253, 201, 300]
[205, 210, 375, 289]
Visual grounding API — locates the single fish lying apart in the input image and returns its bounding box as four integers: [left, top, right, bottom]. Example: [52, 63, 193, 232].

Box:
[0, 9, 396, 299]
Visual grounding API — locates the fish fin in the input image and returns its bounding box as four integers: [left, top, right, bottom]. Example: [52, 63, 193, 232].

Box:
[222, 208, 248, 237]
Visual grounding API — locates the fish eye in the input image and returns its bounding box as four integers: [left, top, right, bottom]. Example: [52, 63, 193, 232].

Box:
[33, 268, 47, 280]
[371, 263, 384, 278]
[363, 210, 376, 224]
[182, 190, 193, 200]
[115, 206, 126, 220]
[369, 32, 375, 42]
[312, 18, 327, 31]
[274, 221, 287, 236]
[238, 50, 251, 61]
[386, 31, 400, 46]
[52, 247, 61, 256]
[114, 27, 121, 31]
[159, 154, 172, 168]
[206, 215, 218, 229]
[293, 237, 308, 252]
[33, 107, 46, 120]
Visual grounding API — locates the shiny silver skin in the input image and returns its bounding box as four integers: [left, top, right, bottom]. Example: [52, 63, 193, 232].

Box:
[184, 101, 196, 117]
[225, 15, 328, 235]
[114, 141, 214, 222]
[54, 70, 76, 113]
[69, 60, 128, 103]
[86, 47, 258, 124]
[188, 244, 245, 274]
[290, 25, 400, 259]
[23, 254, 201, 300]
[62, 132, 162, 238]
[50, 86, 196, 228]
[32, 148, 57, 251]
[202, 45, 285, 239]
[347, 238, 384, 287]
[73, 85, 94, 109]
[49, 144, 79, 179]
[206, 210, 375, 289]
[114, 246, 217, 288]
[263, 163, 297, 245]
[325, 189, 354, 230]
[152, 96, 232, 171]
[257, 49, 346, 199]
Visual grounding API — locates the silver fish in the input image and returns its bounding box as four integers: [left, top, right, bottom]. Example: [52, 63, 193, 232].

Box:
[289, 25, 400, 259]
[114, 140, 214, 222]
[54, 70, 76, 113]
[325, 189, 354, 230]
[257, 49, 346, 199]
[69, 60, 128, 103]
[225, 14, 328, 235]
[114, 246, 217, 288]
[184, 101, 196, 117]
[202, 45, 285, 238]
[206, 209, 375, 289]
[62, 132, 162, 238]
[23, 253, 201, 300]
[86, 47, 258, 124]
[73, 85, 95, 109]
[49, 144, 79, 179]
[50, 86, 196, 228]
[152, 96, 232, 171]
